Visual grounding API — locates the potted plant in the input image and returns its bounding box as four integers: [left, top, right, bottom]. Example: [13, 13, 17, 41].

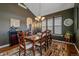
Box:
[64, 31, 72, 42]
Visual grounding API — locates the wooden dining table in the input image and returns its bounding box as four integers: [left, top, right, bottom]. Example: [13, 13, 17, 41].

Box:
[24, 34, 41, 56]
[24, 32, 51, 56]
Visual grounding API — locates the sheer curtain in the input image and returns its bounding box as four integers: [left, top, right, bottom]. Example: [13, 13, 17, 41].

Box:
[47, 18, 53, 33]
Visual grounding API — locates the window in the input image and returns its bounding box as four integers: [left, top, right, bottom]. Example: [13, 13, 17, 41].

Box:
[42, 20, 46, 32]
[10, 18, 20, 27]
[41, 16, 62, 34]
[54, 17, 62, 34]
[47, 18, 53, 33]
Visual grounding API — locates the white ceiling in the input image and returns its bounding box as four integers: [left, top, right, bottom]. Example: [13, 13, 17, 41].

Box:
[25, 3, 74, 16]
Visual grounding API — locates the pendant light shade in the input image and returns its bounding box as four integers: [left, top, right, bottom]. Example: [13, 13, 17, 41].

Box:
[35, 16, 45, 22]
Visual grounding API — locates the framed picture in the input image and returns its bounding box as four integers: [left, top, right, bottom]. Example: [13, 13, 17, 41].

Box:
[10, 18, 20, 27]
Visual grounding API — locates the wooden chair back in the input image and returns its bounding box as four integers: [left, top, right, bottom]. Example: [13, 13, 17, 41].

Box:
[36, 32, 47, 55]
[46, 30, 52, 48]
[17, 31, 26, 55]
[40, 32, 46, 43]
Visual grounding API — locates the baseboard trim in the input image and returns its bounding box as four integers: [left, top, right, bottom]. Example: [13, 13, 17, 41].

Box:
[0, 44, 10, 48]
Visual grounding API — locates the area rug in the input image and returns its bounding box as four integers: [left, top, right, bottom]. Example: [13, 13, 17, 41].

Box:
[44, 40, 68, 56]
[43, 40, 78, 56]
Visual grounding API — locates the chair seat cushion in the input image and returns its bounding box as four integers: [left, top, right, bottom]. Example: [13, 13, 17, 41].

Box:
[35, 42, 45, 46]
[26, 42, 33, 49]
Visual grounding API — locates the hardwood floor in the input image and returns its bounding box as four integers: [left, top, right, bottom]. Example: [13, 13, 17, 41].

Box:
[67, 44, 78, 56]
[0, 44, 19, 56]
[0, 44, 18, 53]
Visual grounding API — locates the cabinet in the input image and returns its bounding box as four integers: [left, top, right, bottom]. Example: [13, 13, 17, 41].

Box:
[9, 31, 18, 46]
[9, 27, 18, 46]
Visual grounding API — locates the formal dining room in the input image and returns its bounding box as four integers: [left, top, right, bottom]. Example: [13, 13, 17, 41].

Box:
[0, 3, 79, 56]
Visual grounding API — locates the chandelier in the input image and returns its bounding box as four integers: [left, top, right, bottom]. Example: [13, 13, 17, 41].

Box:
[35, 4, 45, 22]
[35, 16, 45, 22]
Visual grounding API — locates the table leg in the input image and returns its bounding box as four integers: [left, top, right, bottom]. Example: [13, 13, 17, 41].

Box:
[32, 40, 35, 56]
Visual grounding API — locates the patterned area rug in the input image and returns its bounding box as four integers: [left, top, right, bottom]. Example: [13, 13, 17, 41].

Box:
[44, 40, 68, 56]
[44, 40, 78, 56]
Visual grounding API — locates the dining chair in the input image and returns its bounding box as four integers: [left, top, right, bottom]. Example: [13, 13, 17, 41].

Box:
[35, 32, 47, 56]
[46, 30, 52, 48]
[17, 31, 33, 56]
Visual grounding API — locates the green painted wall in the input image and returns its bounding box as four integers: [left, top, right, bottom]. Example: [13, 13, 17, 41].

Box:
[45, 8, 74, 35]
[62, 9, 74, 35]
[0, 3, 35, 46]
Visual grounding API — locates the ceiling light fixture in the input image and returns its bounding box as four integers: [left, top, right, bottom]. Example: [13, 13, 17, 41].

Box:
[35, 4, 45, 22]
